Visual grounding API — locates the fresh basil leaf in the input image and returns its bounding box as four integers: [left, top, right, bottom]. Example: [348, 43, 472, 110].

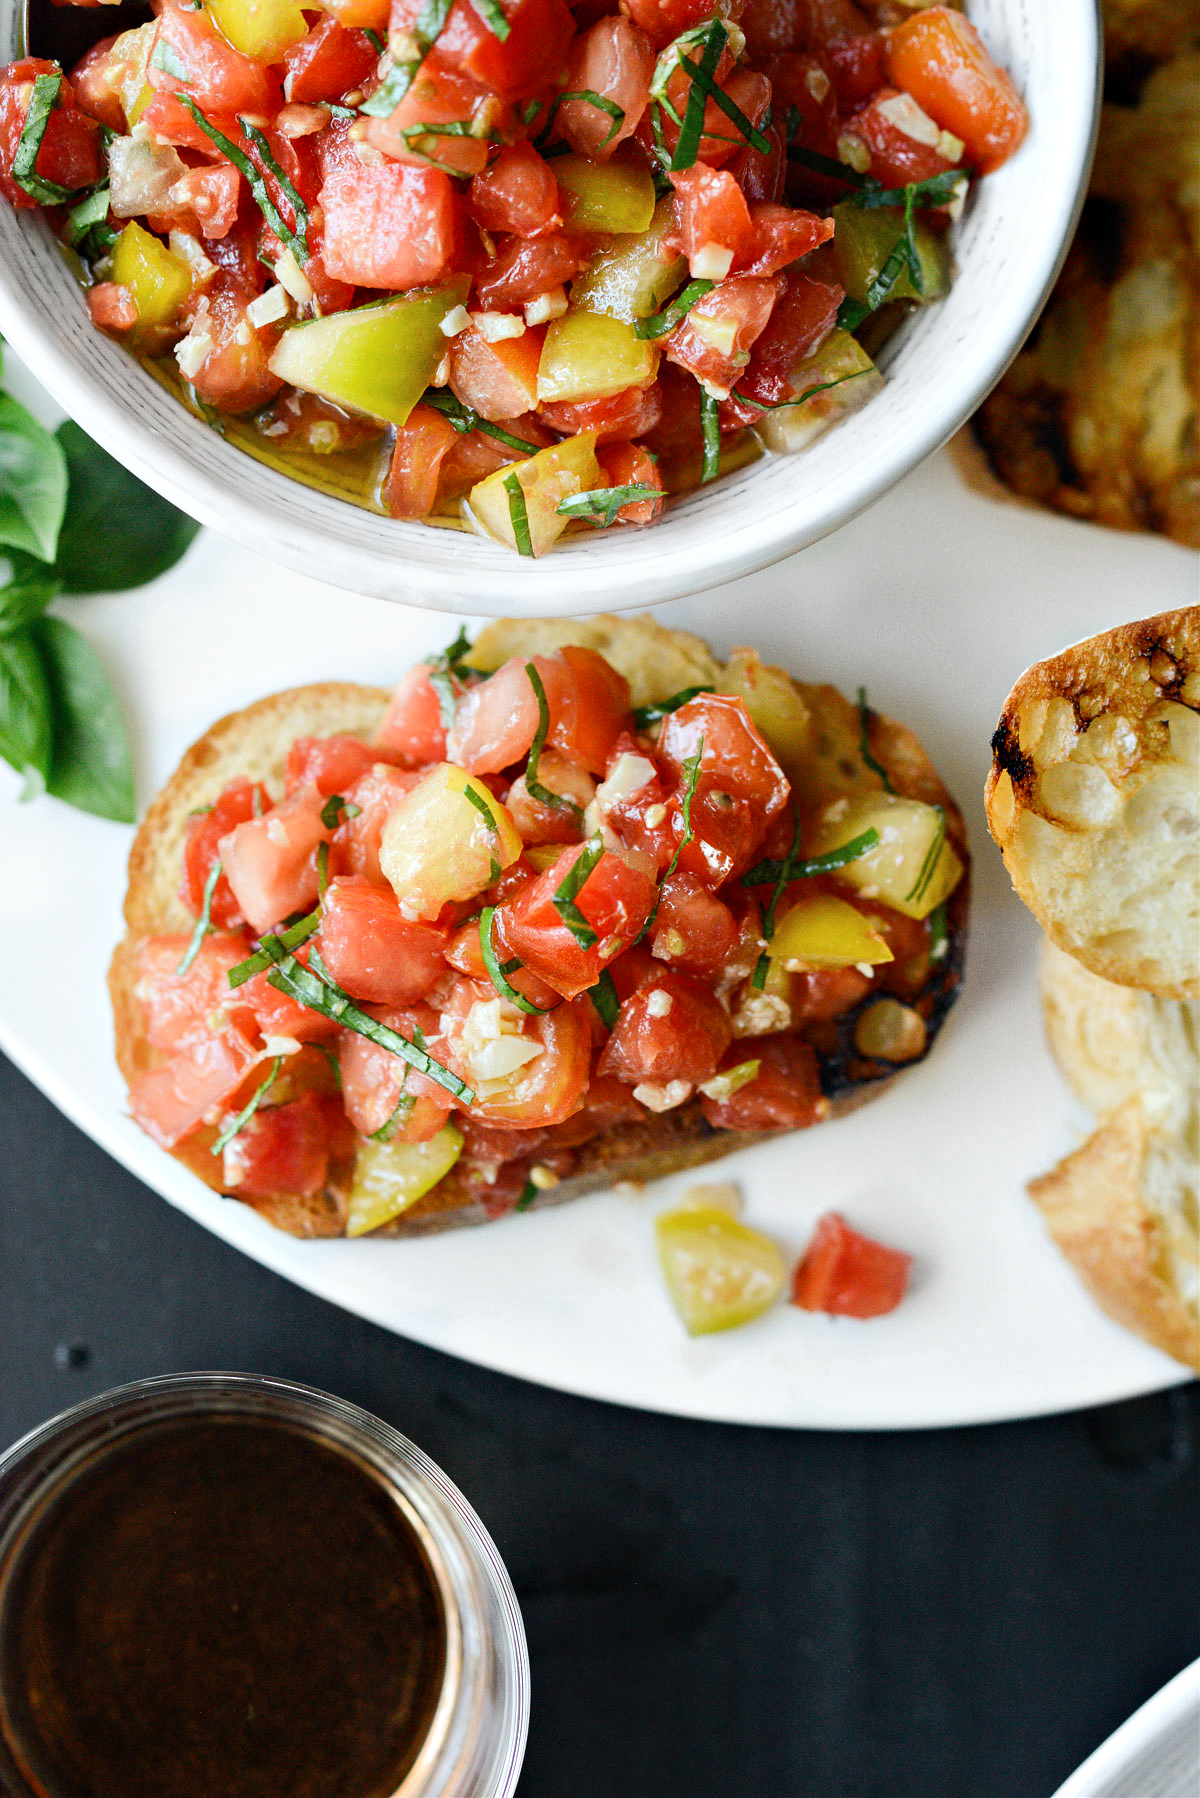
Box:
[52, 421, 200, 592]
[0, 549, 59, 634]
[0, 394, 68, 562]
[0, 630, 53, 795]
[30, 616, 135, 821]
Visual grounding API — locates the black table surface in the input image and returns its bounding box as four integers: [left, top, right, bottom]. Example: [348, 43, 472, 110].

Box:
[3, 1048, 1197, 1798]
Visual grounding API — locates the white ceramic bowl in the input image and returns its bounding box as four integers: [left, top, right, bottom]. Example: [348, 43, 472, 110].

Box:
[0, 0, 1099, 615]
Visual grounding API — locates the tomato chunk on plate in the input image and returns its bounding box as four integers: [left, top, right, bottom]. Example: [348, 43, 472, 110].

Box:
[791, 1211, 913, 1318]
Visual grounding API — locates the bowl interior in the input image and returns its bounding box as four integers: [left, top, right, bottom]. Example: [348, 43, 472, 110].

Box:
[0, 0, 1098, 614]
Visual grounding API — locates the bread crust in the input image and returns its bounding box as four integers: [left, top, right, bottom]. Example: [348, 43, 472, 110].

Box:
[110, 623, 969, 1237]
[985, 607, 1199, 999]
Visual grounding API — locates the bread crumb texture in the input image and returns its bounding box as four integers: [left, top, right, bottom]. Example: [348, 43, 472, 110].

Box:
[986, 607, 1199, 999]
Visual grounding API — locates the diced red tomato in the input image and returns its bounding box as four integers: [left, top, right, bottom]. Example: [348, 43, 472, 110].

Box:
[887, 6, 1028, 176]
[760, 52, 839, 168]
[439, 978, 592, 1128]
[700, 1033, 824, 1130]
[285, 734, 381, 797]
[0, 60, 101, 210]
[657, 692, 788, 886]
[377, 668, 450, 767]
[129, 1027, 261, 1148]
[240, 957, 342, 1044]
[182, 777, 271, 929]
[621, 0, 745, 53]
[558, 17, 654, 158]
[68, 38, 126, 133]
[727, 119, 785, 206]
[148, 4, 278, 117]
[822, 29, 887, 110]
[739, 0, 815, 59]
[449, 324, 544, 422]
[506, 750, 595, 844]
[539, 384, 662, 444]
[646, 62, 770, 170]
[335, 764, 423, 882]
[598, 967, 732, 1087]
[363, 50, 493, 178]
[135, 934, 256, 1052]
[339, 1002, 455, 1141]
[86, 284, 138, 332]
[385, 405, 461, 521]
[596, 440, 664, 527]
[669, 166, 754, 271]
[553, 647, 635, 772]
[664, 274, 780, 391]
[315, 877, 450, 1006]
[649, 872, 737, 977]
[791, 1210, 912, 1318]
[447, 647, 631, 778]
[390, 0, 575, 101]
[186, 273, 285, 415]
[447, 912, 563, 1007]
[319, 160, 461, 290]
[474, 232, 590, 312]
[789, 962, 872, 1024]
[283, 18, 377, 106]
[218, 781, 330, 934]
[494, 841, 658, 999]
[739, 202, 832, 276]
[163, 163, 242, 241]
[842, 88, 960, 190]
[223, 1093, 341, 1198]
[729, 265, 841, 411]
[468, 143, 561, 238]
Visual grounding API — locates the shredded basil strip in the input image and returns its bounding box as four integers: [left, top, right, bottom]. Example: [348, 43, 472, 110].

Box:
[839, 184, 923, 332]
[634, 279, 714, 340]
[503, 471, 534, 557]
[316, 839, 331, 901]
[359, 0, 456, 115]
[556, 485, 660, 529]
[363, 27, 386, 52]
[226, 908, 321, 989]
[631, 686, 713, 730]
[461, 782, 504, 881]
[785, 144, 868, 186]
[177, 98, 309, 266]
[750, 809, 802, 990]
[370, 1085, 415, 1141]
[421, 389, 543, 455]
[176, 858, 222, 975]
[740, 826, 881, 891]
[927, 901, 949, 963]
[536, 89, 625, 152]
[239, 116, 312, 252]
[638, 737, 704, 942]
[319, 792, 361, 829]
[669, 20, 728, 172]
[905, 806, 947, 907]
[733, 370, 868, 413]
[149, 39, 189, 81]
[856, 687, 894, 793]
[266, 949, 473, 1102]
[468, 0, 511, 40]
[552, 835, 604, 949]
[675, 45, 770, 162]
[699, 385, 721, 483]
[587, 969, 620, 1028]
[480, 906, 556, 1015]
[12, 72, 77, 205]
[64, 183, 115, 255]
[514, 1178, 538, 1212]
[425, 623, 473, 730]
[211, 1055, 283, 1156]
[524, 662, 583, 821]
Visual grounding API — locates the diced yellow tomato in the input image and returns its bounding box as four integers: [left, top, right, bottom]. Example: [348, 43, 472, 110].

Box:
[656, 1205, 787, 1336]
[537, 310, 658, 404]
[768, 892, 893, 970]
[716, 649, 811, 777]
[753, 330, 883, 455]
[268, 281, 469, 427]
[465, 433, 602, 557]
[832, 201, 952, 306]
[552, 154, 656, 235]
[379, 762, 523, 917]
[205, 0, 309, 63]
[346, 1123, 463, 1236]
[110, 221, 193, 327]
[571, 200, 686, 324]
[806, 793, 964, 920]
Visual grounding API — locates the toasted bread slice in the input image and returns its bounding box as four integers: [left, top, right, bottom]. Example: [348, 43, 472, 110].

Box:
[985, 607, 1199, 999]
[1029, 940, 1199, 1371]
[110, 619, 969, 1236]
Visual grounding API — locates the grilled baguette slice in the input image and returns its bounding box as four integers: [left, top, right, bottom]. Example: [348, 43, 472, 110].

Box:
[110, 618, 969, 1236]
[985, 607, 1199, 999]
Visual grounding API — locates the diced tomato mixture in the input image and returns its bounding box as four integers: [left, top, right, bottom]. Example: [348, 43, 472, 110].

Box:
[2, 4, 1025, 551]
[121, 634, 963, 1233]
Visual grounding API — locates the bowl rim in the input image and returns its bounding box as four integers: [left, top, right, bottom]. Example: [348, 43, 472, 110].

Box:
[0, 0, 1102, 614]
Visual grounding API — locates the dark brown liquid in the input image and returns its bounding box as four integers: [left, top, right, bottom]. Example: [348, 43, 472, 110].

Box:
[0, 1417, 447, 1798]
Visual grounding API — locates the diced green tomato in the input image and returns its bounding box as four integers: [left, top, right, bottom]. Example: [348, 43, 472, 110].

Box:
[268, 280, 469, 427]
[346, 1123, 463, 1237]
[465, 433, 602, 556]
[769, 892, 893, 970]
[205, 0, 309, 62]
[806, 793, 964, 921]
[716, 649, 810, 776]
[537, 311, 658, 405]
[656, 1205, 787, 1336]
[110, 221, 192, 327]
[753, 330, 883, 455]
[571, 200, 685, 323]
[832, 201, 952, 306]
[552, 154, 656, 235]
[378, 762, 523, 917]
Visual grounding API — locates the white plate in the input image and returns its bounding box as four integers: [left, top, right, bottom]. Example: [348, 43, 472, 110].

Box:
[1051, 1661, 1200, 1798]
[1, 359, 1194, 1430]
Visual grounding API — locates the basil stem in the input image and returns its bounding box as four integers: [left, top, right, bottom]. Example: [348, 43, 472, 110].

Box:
[176, 859, 222, 975]
[503, 471, 534, 557]
[479, 906, 556, 1014]
[856, 687, 894, 793]
[211, 1055, 283, 1156]
[634, 279, 715, 340]
[552, 836, 605, 949]
[733, 370, 867, 413]
[462, 782, 504, 881]
[524, 662, 583, 821]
